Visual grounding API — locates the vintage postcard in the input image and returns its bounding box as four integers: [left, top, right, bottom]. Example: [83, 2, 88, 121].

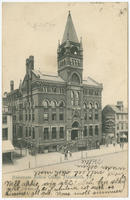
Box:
[2, 2, 128, 198]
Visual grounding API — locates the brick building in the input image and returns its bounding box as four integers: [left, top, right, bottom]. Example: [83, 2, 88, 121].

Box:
[102, 101, 128, 144]
[6, 12, 103, 152]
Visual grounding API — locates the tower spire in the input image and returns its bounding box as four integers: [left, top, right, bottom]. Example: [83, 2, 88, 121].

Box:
[62, 11, 79, 44]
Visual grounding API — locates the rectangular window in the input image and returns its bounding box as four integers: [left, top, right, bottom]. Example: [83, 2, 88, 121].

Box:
[25, 114, 28, 120]
[126, 123, 128, 129]
[84, 113, 87, 120]
[95, 91, 99, 96]
[121, 115, 123, 120]
[26, 127, 28, 137]
[121, 123, 123, 130]
[19, 114, 23, 121]
[52, 127, 56, 139]
[13, 115, 16, 121]
[89, 113, 92, 120]
[89, 89, 93, 95]
[83, 126, 87, 136]
[44, 128, 49, 140]
[44, 113, 48, 121]
[95, 125, 99, 135]
[32, 127, 35, 139]
[117, 115, 119, 120]
[59, 113, 64, 121]
[52, 87, 57, 93]
[29, 127, 31, 137]
[18, 126, 23, 138]
[13, 125, 16, 138]
[117, 124, 119, 130]
[52, 113, 56, 121]
[59, 127, 64, 138]
[2, 116, 7, 124]
[19, 103, 23, 109]
[89, 126, 93, 136]
[32, 113, 35, 121]
[95, 113, 98, 120]
[29, 113, 31, 121]
[2, 128, 8, 140]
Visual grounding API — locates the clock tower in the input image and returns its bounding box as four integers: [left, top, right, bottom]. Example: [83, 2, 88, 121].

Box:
[57, 11, 83, 85]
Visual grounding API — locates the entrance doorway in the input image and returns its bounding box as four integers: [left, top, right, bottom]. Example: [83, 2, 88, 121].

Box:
[71, 129, 78, 140]
[71, 121, 79, 140]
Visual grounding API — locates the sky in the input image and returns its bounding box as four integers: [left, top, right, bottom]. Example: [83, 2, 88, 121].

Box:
[2, 2, 128, 108]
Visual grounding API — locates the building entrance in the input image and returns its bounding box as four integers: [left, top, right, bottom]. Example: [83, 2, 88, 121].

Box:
[71, 129, 78, 140]
[71, 121, 79, 140]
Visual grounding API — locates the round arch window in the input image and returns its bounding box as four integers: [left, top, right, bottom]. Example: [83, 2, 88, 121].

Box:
[51, 101, 56, 108]
[95, 103, 99, 109]
[71, 73, 80, 84]
[43, 100, 48, 108]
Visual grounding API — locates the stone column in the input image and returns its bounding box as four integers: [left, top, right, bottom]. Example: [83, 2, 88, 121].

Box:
[49, 126, 51, 140]
[57, 126, 59, 140]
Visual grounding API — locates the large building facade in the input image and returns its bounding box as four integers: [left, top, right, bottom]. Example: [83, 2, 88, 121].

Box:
[6, 12, 103, 152]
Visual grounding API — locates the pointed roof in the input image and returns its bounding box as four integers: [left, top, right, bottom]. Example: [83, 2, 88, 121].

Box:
[62, 11, 79, 44]
[83, 77, 103, 88]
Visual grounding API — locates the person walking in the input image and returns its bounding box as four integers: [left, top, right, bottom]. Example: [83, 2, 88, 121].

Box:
[68, 150, 72, 157]
[64, 150, 68, 160]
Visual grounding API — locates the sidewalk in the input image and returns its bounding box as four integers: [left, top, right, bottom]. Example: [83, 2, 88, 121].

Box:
[3, 143, 128, 174]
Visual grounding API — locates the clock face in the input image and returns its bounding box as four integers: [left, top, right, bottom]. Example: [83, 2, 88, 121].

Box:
[70, 46, 78, 55]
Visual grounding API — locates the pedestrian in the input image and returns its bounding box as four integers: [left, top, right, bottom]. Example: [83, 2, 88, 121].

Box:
[120, 143, 121, 148]
[64, 152, 66, 160]
[69, 151, 72, 157]
[64, 151, 68, 160]
[113, 141, 115, 147]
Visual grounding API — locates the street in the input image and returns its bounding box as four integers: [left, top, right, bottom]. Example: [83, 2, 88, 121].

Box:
[2, 150, 128, 198]
[3, 143, 128, 174]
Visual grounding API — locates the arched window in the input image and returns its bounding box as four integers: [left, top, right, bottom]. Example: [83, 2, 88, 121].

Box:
[51, 101, 56, 108]
[89, 102, 93, 109]
[59, 101, 65, 107]
[71, 73, 80, 84]
[95, 103, 98, 109]
[72, 121, 79, 128]
[83, 103, 86, 109]
[43, 100, 48, 108]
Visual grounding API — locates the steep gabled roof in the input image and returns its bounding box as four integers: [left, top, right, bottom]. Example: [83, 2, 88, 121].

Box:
[108, 105, 128, 114]
[32, 70, 66, 83]
[83, 76, 103, 88]
[62, 11, 79, 44]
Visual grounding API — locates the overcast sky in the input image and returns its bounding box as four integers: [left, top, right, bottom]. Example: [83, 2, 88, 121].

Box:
[2, 2, 128, 107]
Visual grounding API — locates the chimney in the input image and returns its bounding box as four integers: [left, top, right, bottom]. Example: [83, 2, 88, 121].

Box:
[10, 80, 14, 92]
[29, 55, 34, 70]
[26, 58, 29, 73]
[26, 56, 34, 73]
[116, 101, 123, 111]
